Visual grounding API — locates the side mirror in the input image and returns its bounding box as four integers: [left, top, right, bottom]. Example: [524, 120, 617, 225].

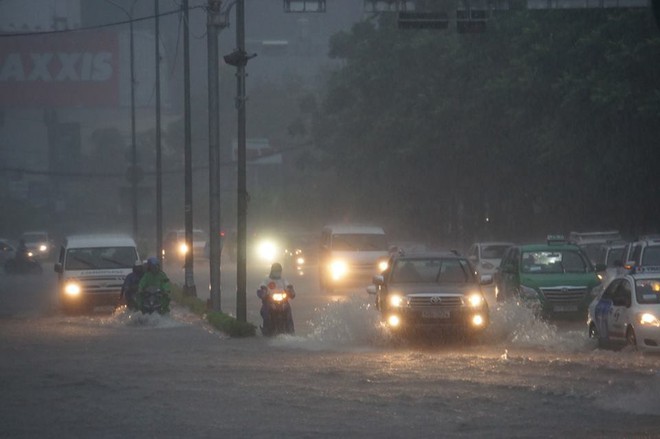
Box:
[480, 274, 493, 285]
[54, 263, 62, 274]
[366, 285, 377, 295]
[372, 275, 385, 286]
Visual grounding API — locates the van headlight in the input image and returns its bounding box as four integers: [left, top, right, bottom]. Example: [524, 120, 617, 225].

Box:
[64, 282, 81, 297]
[330, 260, 348, 280]
[378, 260, 389, 272]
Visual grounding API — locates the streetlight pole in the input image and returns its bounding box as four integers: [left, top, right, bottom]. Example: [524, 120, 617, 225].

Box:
[182, 0, 197, 297]
[207, 0, 226, 311]
[105, 0, 139, 239]
[155, 0, 163, 265]
[235, 0, 247, 322]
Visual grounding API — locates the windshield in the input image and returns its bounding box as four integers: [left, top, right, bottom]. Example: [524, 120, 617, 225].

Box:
[481, 245, 510, 259]
[65, 247, 138, 270]
[580, 244, 602, 265]
[635, 279, 660, 304]
[332, 233, 387, 251]
[521, 250, 590, 274]
[641, 247, 660, 266]
[391, 258, 473, 284]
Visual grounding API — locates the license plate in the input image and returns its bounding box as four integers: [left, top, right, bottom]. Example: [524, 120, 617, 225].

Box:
[553, 305, 578, 312]
[422, 309, 450, 319]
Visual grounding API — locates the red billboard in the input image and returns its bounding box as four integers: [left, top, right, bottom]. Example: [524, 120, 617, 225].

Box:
[0, 31, 119, 108]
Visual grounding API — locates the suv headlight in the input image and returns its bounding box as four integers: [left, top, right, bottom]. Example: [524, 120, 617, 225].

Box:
[467, 293, 485, 307]
[389, 294, 404, 308]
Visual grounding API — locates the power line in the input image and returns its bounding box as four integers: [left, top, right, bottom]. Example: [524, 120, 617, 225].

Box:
[0, 5, 204, 38]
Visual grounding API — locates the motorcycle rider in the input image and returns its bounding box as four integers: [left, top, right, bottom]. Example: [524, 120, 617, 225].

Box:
[120, 261, 145, 310]
[137, 256, 171, 314]
[257, 262, 296, 335]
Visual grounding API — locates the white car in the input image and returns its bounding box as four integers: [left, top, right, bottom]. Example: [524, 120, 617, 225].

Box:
[588, 266, 660, 352]
[20, 230, 53, 260]
[467, 241, 514, 276]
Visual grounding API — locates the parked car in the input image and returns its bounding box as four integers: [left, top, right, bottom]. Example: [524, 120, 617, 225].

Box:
[495, 235, 603, 318]
[467, 241, 514, 276]
[366, 251, 490, 338]
[588, 266, 660, 352]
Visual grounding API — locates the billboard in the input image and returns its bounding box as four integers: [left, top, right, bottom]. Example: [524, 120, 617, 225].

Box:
[0, 31, 119, 107]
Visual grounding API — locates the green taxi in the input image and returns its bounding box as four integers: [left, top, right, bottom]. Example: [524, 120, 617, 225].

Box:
[495, 236, 603, 318]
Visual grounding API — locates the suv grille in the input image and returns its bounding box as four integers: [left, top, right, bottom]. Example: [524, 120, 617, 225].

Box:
[408, 296, 462, 308]
[539, 286, 588, 303]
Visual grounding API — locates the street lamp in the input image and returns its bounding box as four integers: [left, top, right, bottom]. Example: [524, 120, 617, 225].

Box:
[105, 0, 139, 239]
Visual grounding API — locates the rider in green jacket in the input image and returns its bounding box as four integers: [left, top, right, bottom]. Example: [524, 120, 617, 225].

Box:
[137, 256, 171, 314]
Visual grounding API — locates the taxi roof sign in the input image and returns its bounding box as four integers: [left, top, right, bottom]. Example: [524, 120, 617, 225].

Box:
[547, 235, 566, 245]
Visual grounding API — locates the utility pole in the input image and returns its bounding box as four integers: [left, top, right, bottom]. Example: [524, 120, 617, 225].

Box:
[155, 0, 163, 265]
[183, 0, 197, 297]
[129, 10, 138, 240]
[207, 0, 226, 311]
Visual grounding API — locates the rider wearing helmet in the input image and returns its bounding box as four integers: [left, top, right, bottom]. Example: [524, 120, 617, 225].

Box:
[137, 256, 171, 313]
[257, 262, 296, 334]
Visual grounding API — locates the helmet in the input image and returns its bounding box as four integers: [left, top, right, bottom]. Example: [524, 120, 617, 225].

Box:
[147, 256, 160, 267]
[269, 262, 283, 279]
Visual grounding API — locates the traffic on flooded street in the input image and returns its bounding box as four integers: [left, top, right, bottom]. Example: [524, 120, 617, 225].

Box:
[1, 251, 659, 438]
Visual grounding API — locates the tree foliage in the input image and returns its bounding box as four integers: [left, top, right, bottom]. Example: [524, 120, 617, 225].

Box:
[312, 9, 660, 245]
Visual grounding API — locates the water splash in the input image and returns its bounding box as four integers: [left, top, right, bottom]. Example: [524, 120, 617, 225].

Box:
[269, 295, 389, 351]
[483, 301, 591, 352]
[100, 305, 186, 328]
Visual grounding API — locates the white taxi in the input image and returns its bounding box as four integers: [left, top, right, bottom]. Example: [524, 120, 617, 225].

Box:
[587, 266, 660, 352]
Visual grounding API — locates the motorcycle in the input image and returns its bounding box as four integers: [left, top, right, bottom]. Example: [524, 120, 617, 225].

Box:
[261, 285, 295, 336]
[137, 287, 170, 315]
[4, 251, 42, 275]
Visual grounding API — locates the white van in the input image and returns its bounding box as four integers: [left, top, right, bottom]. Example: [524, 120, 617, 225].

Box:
[319, 225, 389, 292]
[54, 234, 140, 313]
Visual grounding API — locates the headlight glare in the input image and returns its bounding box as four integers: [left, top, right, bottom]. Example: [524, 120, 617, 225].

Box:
[330, 260, 348, 280]
[178, 242, 189, 255]
[387, 315, 401, 327]
[389, 294, 404, 307]
[378, 260, 389, 272]
[467, 293, 484, 307]
[472, 314, 485, 326]
[64, 283, 81, 296]
[39, 244, 48, 252]
[640, 313, 660, 327]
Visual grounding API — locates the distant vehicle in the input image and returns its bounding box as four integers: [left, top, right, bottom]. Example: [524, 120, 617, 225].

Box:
[366, 251, 490, 338]
[0, 238, 16, 265]
[319, 225, 389, 292]
[20, 230, 53, 260]
[55, 234, 140, 314]
[588, 266, 660, 352]
[467, 241, 514, 276]
[622, 236, 660, 270]
[163, 229, 207, 261]
[495, 235, 603, 318]
[596, 240, 628, 269]
[568, 230, 622, 265]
